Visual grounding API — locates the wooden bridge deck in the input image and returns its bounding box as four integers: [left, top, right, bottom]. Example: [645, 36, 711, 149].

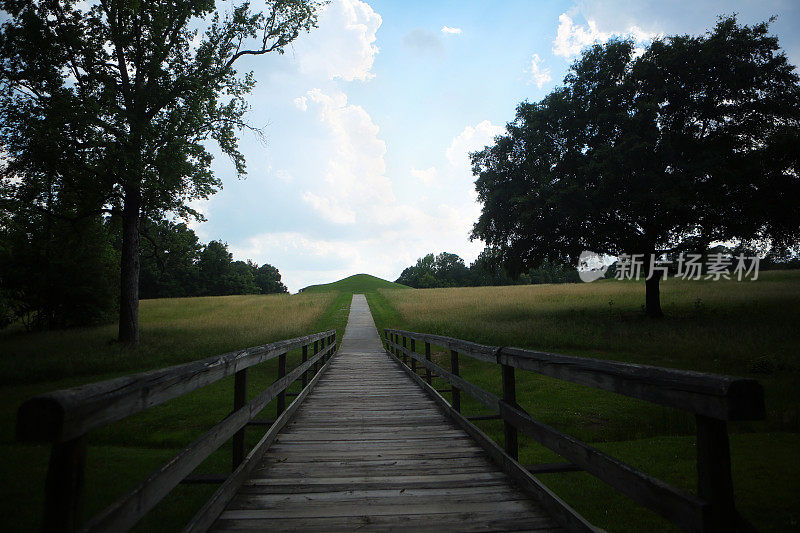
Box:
[210, 294, 563, 532]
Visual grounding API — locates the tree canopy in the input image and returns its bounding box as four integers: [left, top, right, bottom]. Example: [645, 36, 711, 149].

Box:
[471, 16, 800, 316]
[0, 0, 323, 342]
[395, 251, 578, 288]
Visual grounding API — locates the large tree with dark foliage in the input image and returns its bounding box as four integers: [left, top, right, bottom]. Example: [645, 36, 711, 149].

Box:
[396, 252, 472, 288]
[471, 16, 800, 317]
[0, 0, 323, 342]
[138, 219, 202, 299]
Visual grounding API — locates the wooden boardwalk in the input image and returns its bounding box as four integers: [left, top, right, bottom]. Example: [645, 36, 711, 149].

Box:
[210, 294, 562, 532]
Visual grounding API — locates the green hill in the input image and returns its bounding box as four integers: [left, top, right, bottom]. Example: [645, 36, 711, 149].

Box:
[300, 273, 411, 294]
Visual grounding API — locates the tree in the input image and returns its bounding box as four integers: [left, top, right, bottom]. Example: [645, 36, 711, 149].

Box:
[433, 252, 471, 287]
[469, 249, 514, 287]
[0, 0, 324, 343]
[471, 16, 800, 317]
[396, 253, 438, 288]
[0, 198, 118, 329]
[138, 219, 202, 299]
[254, 263, 289, 294]
[198, 240, 233, 296]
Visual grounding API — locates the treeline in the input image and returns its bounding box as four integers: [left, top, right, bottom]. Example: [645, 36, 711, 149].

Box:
[0, 211, 287, 330]
[138, 219, 287, 299]
[396, 248, 800, 290]
[395, 252, 580, 289]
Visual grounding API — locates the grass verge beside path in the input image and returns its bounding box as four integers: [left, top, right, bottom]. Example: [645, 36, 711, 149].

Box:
[0, 291, 350, 532]
[366, 271, 800, 532]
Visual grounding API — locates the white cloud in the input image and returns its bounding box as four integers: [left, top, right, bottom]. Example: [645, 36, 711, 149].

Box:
[411, 166, 437, 186]
[294, 0, 382, 82]
[293, 96, 308, 111]
[233, 200, 485, 292]
[552, 12, 659, 58]
[231, 118, 500, 291]
[526, 53, 552, 88]
[302, 88, 394, 223]
[446, 120, 504, 171]
[441, 26, 462, 35]
[301, 192, 356, 224]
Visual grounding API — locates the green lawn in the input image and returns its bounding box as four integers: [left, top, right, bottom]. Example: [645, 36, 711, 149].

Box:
[367, 271, 800, 532]
[0, 290, 352, 532]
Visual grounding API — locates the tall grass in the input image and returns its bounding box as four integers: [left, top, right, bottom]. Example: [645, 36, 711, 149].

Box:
[0, 292, 337, 384]
[379, 272, 800, 374]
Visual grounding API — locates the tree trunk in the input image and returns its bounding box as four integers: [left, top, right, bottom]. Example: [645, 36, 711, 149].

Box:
[645, 252, 664, 318]
[118, 186, 141, 344]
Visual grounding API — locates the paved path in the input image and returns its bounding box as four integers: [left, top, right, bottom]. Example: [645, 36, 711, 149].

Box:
[211, 294, 560, 532]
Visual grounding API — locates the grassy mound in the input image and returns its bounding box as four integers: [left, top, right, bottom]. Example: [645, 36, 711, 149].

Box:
[299, 273, 410, 294]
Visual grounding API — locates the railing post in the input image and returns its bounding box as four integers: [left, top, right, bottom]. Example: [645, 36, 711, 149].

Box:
[276, 353, 287, 416]
[501, 362, 519, 460]
[402, 336, 407, 365]
[391, 333, 397, 356]
[410, 339, 417, 373]
[450, 349, 461, 413]
[42, 436, 87, 533]
[301, 344, 309, 388]
[313, 339, 319, 375]
[425, 342, 432, 384]
[696, 415, 737, 531]
[232, 368, 248, 468]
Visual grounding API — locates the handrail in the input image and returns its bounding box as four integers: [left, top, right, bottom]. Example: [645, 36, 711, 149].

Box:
[385, 328, 764, 420]
[17, 330, 338, 533]
[17, 330, 335, 443]
[383, 328, 764, 533]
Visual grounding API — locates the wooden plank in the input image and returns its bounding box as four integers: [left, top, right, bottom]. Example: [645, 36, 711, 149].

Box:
[43, 436, 86, 533]
[232, 369, 247, 469]
[252, 449, 489, 461]
[257, 465, 498, 478]
[211, 511, 558, 532]
[696, 415, 736, 531]
[259, 452, 493, 464]
[276, 353, 287, 416]
[502, 363, 519, 460]
[243, 472, 509, 487]
[17, 330, 335, 442]
[385, 328, 765, 421]
[229, 484, 516, 502]
[219, 499, 538, 519]
[182, 348, 339, 533]
[499, 400, 708, 532]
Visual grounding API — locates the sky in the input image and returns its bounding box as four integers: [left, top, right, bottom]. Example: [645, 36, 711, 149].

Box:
[191, 0, 800, 292]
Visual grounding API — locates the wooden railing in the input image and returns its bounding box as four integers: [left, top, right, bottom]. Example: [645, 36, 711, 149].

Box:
[384, 328, 764, 533]
[17, 330, 337, 533]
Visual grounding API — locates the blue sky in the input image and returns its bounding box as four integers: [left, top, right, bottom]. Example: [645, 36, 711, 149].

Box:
[192, 0, 800, 292]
